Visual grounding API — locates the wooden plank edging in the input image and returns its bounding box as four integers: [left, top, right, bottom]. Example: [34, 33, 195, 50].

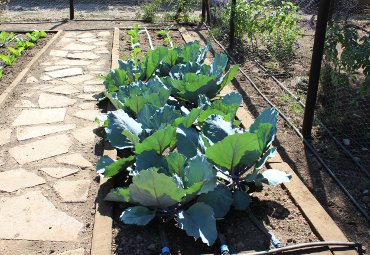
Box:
[90, 28, 120, 255]
[0, 30, 62, 108]
[178, 26, 356, 255]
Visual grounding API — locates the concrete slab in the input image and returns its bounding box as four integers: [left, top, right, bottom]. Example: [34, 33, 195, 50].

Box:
[49, 50, 68, 57]
[98, 31, 111, 37]
[57, 248, 85, 255]
[73, 110, 99, 121]
[57, 59, 92, 66]
[77, 102, 96, 110]
[0, 191, 83, 241]
[0, 168, 45, 192]
[78, 37, 99, 43]
[14, 100, 36, 108]
[60, 74, 94, 85]
[68, 52, 100, 60]
[16, 124, 76, 141]
[0, 128, 12, 146]
[43, 85, 80, 95]
[83, 85, 104, 93]
[38, 93, 77, 108]
[55, 153, 92, 168]
[64, 43, 96, 51]
[54, 180, 90, 202]
[46, 68, 83, 79]
[40, 167, 79, 178]
[40, 75, 53, 81]
[44, 65, 70, 72]
[12, 108, 66, 126]
[77, 94, 99, 101]
[95, 49, 110, 54]
[72, 125, 96, 145]
[9, 134, 72, 164]
[77, 32, 95, 38]
[94, 41, 108, 46]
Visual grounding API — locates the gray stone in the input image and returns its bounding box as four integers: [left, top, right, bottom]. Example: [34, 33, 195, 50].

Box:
[56, 37, 74, 46]
[46, 68, 83, 79]
[77, 32, 95, 38]
[38, 93, 77, 108]
[73, 110, 99, 121]
[78, 37, 98, 43]
[49, 50, 68, 57]
[343, 139, 350, 146]
[72, 125, 97, 145]
[98, 31, 111, 37]
[57, 248, 85, 255]
[14, 100, 37, 108]
[55, 153, 92, 168]
[9, 134, 72, 164]
[83, 85, 104, 93]
[57, 59, 92, 66]
[68, 52, 100, 60]
[44, 65, 70, 72]
[40, 75, 53, 81]
[77, 94, 97, 101]
[12, 108, 66, 126]
[95, 48, 110, 54]
[0, 168, 45, 192]
[0, 191, 83, 241]
[0, 128, 12, 146]
[54, 180, 90, 202]
[16, 124, 76, 141]
[43, 85, 80, 95]
[40, 167, 79, 178]
[77, 102, 96, 110]
[94, 41, 108, 46]
[26, 76, 38, 83]
[61, 74, 94, 85]
[63, 43, 96, 51]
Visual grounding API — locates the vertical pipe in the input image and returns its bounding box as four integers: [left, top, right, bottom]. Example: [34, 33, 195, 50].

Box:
[202, 0, 206, 22]
[70, 0, 75, 20]
[229, 0, 236, 49]
[302, 0, 332, 138]
[205, 0, 212, 25]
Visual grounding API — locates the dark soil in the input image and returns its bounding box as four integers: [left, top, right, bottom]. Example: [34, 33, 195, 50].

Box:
[0, 33, 50, 95]
[193, 26, 370, 252]
[111, 27, 321, 255]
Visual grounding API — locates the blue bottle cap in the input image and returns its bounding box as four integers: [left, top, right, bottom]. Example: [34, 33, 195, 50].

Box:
[220, 244, 229, 253]
[162, 246, 170, 253]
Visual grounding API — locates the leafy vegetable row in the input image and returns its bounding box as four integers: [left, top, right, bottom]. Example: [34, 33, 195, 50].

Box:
[96, 38, 291, 246]
[0, 30, 47, 79]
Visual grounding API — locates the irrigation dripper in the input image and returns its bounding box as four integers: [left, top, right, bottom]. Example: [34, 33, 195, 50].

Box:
[218, 234, 230, 255]
[159, 224, 171, 255]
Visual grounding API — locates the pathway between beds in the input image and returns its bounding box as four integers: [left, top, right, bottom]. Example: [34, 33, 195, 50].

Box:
[0, 30, 112, 255]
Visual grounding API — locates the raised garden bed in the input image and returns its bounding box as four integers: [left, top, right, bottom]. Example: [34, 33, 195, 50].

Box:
[92, 25, 361, 255]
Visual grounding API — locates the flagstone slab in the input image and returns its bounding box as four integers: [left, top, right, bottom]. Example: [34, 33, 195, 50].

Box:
[77, 32, 95, 38]
[64, 43, 96, 51]
[49, 50, 68, 57]
[38, 93, 77, 108]
[44, 65, 70, 72]
[57, 248, 85, 255]
[95, 48, 110, 54]
[98, 31, 111, 37]
[14, 100, 36, 108]
[54, 180, 90, 202]
[0, 128, 12, 146]
[0, 169, 46, 192]
[57, 59, 92, 66]
[72, 125, 96, 145]
[0, 191, 83, 241]
[26, 76, 38, 83]
[78, 37, 98, 43]
[77, 94, 98, 101]
[77, 102, 96, 110]
[40, 167, 79, 178]
[9, 134, 72, 164]
[12, 108, 66, 126]
[43, 85, 80, 95]
[16, 124, 76, 141]
[55, 153, 92, 168]
[94, 41, 108, 46]
[73, 110, 99, 121]
[40, 75, 53, 81]
[83, 85, 104, 93]
[68, 52, 100, 60]
[46, 68, 83, 79]
[61, 74, 94, 85]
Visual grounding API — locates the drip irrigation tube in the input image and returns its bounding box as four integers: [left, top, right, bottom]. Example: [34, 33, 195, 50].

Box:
[202, 23, 370, 222]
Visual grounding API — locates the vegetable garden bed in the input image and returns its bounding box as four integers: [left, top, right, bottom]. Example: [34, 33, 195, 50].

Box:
[92, 26, 358, 254]
[0, 30, 51, 95]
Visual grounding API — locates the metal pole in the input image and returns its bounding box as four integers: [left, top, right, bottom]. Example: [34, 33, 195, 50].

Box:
[201, 0, 206, 22]
[229, 0, 236, 49]
[302, 0, 332, 138]
[205, 0, 211, 25]
[70, 0, 75, 20]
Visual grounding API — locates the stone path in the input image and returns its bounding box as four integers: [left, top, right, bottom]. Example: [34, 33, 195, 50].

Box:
[0, 30, 112, 255]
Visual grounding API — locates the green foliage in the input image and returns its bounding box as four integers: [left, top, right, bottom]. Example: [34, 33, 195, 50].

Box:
[323, 21, 370, 95]
[25, 30, 47, 43]
[0, 31, 14, 45]
[233, 0, 302, 68]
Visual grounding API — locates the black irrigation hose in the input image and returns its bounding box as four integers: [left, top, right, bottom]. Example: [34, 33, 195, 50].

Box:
[202, 23, 370, 222]
[235, 241, 364, 255]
